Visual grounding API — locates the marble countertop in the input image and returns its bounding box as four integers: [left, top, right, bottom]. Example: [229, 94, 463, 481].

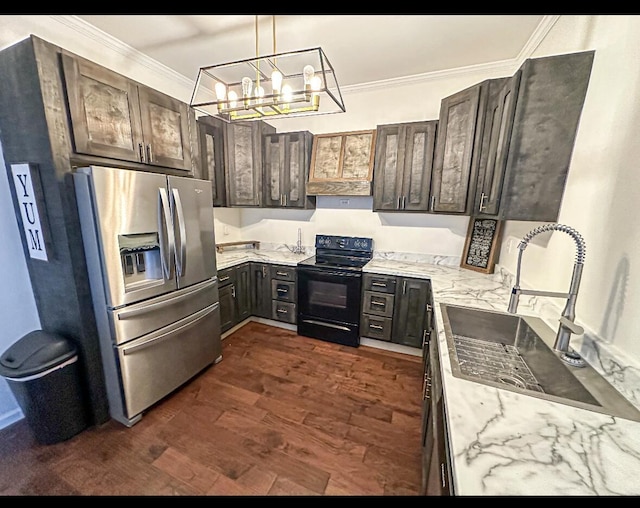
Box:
[216, 249, 640, 495]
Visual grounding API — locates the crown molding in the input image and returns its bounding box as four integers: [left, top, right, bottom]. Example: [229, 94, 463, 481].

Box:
[50, 15, 194, 90]
[51, 14, 560, 97]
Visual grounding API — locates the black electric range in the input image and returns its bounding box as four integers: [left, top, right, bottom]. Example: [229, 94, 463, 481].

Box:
[297, 235, 373, 347]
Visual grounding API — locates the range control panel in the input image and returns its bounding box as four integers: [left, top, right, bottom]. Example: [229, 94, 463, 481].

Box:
[315, 235, 373, 253]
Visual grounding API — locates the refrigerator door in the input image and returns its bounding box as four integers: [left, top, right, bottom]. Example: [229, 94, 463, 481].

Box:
[117, 300, 221, 421]
[168, 175, 217, 289]
[75, 166, 178, 307]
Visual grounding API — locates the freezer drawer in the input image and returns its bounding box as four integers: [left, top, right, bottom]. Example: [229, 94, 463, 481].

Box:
[110, 277, 218, 345]
[117, 301, 221, 420]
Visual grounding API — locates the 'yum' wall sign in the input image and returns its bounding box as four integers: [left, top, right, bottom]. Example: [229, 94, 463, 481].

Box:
[10, 163, 51, 262]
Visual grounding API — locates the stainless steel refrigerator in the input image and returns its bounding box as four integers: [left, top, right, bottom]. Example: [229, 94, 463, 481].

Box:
[74, 165, 222, 427]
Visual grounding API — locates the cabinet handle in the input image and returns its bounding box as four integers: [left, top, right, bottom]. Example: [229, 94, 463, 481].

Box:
[283, 195, 287, 206]
[370, 324, 383, 330]
[402, 196, 406, 209]
[138, 142, 145, 163]
[231, 286, 236, 298]
[397, 196, 401, 209]
[441, 463, 446, 488]
[403, 280, 406, 294]
[262, 266, 266, 277]
[276, 271, 288, 276]
[371, 300, 385, 307]
[219, 275, 230, 282]
[277, 288, 288, 293]
[146, 144, 153, 164]
[371, 281, 387, 287]
[430, 195, 436, 211]
[277, 308, 288, 314]
[426, 303, 433, 312]
[280, 195, 284, 206]
[479, 192, 488, 212]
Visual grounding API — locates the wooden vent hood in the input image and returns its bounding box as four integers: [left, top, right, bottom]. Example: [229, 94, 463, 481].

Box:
[306, 130, 376, 196]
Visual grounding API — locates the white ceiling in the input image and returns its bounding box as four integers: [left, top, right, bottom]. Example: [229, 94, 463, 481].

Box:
[76, 14, 548, 88]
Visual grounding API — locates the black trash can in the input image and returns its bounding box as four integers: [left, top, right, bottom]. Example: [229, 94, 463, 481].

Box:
[0, 330, 88, 444]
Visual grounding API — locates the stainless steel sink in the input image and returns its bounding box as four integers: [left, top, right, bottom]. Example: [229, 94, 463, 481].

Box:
[440, 303, 640, 422]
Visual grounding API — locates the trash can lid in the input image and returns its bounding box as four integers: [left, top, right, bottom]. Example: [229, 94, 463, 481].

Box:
[0, 330, 77, 378]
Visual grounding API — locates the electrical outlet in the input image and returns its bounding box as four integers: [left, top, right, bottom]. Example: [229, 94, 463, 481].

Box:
[223, 225, 229, 236]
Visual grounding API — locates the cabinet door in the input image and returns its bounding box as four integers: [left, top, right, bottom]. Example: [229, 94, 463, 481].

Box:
[283, 131, 313, 208]
[473, 76, 519, 216]
[250, 263, 271, 319]
[61, 53, 143, 163]
[235, 264, 251, 322]
[431, 84, 481, 213]
[198, 117, 226, 207]
[138, 86, 193, 171]
[372, 124, 405, 211]
[392, 277, 431, 348]
[219, 284, 236, 333]
[401, 121, 437, 211]
[226, 121, 274, 207]
[263, 133, 285, 207]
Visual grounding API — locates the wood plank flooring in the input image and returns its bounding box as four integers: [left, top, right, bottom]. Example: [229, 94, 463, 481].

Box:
[0, 322, 425, 496]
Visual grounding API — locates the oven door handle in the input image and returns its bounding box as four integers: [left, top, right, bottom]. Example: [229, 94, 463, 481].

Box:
[298, 267, 362, 277]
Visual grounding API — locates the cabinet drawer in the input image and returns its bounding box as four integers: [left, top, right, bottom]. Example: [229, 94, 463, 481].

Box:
[271, 266, 296, 281]
[272, 301, 296, 324]
[271, 279, 296, 302]
[217, 267, 236, 287]
[363, 273, 397, 294]
[361, 314, 393, 341]
[363, 290, 395, 317]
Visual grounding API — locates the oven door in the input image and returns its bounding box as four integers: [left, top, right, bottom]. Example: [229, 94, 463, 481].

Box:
[297, 265, 363, 346]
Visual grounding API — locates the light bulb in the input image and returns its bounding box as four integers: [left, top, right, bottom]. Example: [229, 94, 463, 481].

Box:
[310, 76, 322, 109]
[303, 65, 315, 100]
[282, 84, 293, 111]
[255, 85, 265, 113]
[214, 82, 227, 112]
[241, 77, 252, 108]
[271, 70, 283, 102]
[228, 90, 238, 109]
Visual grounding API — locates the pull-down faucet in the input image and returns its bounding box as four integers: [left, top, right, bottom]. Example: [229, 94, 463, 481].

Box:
[507, 224, 587, 367]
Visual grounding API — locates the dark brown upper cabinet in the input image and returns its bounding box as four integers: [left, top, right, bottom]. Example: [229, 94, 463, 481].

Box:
[430, 83, 482, 214]
[61, 53, 194, 172]
[372, 121, 438, 212]
[224, 120, 276, 207]
[263, 130, 315, 209]
[472, 51, 595, 221]
[471, 76, 517, 217]
[197, 115, 227, 207]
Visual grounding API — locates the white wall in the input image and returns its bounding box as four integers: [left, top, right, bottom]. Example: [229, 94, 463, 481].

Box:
[498, 15, 640, 358]
[2, 15, 640, 428]
[0, 142, 41, 428]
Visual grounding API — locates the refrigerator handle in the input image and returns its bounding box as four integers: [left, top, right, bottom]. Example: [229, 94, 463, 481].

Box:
[158, 188, 175, 280]
[171, 188, 187, 277]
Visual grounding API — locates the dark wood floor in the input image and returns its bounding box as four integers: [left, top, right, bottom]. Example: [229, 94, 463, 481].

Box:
[0, 321, 425, 496]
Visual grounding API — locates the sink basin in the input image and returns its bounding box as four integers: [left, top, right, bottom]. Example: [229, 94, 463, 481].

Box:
[440, 303, 640, 422]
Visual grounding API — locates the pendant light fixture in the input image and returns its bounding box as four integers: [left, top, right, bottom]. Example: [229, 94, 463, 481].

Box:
[190, 15, 346, 122]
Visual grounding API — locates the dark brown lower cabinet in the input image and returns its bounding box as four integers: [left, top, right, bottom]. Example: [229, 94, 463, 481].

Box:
[392, 277, 432, 348]
[360, 273, 432, 350]
[422, 334, 453, 495]
[250, 262, 272, 319]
